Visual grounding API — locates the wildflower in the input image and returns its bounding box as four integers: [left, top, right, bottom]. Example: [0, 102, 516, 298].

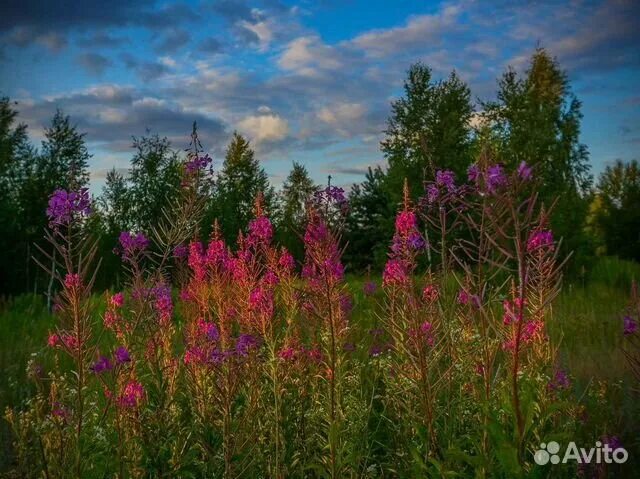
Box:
[527, 229, 554, 252]
[51, 402, 69, 420]
[118, 380, 145, 408]
[363, 281, 377, 296]
[248, 216, 274, 244]
[114, 346, 131, 364]
[457, 289, 481, 308]
[315, 185, 346, 205]
[623, 315, 638, 335]
[119, 231, 149, 257]
[173, 244, 188, 259]
[517, 161, 533, 181]
[339, 294, 353, 315]
[343, 342, 356, 353]
[47, 333, 60, 348]
[369, 344, 384, 357]
[46, 188, 91, 226]
[435, 169, 456, 192]
[189, 241, 207, 279]
[548, 369, 571, 391]
[249, 286, 274, 316]
[601, 435, 623, 452]
[395, 211, 417, 235]
[64, 273, 81, 290]
[184, 347, 206, 365]
[278, 346, 299, 361]
[278, 249, 296, 272]
[206, 238, 227, 267]
[236, 334, 260, 355]
[306, 348, 323, 363]
[263, 270, 279, 286]
[426, 184, 439, 204]
[486, 164, 507, 192]
[382, 259, 408, 287]
[185, 154, 211, 173]
[90, 355, 113, 374]
[422, 284, 439, 303]
[109, 292, 124, 308]
[407, 232, 425, 250]
[467, 164, 480, 183]
[104, 310, 118, 329]
[152, 285, 173, 325]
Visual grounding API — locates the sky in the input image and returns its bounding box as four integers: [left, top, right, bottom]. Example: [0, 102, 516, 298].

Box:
[0, 0, 638, 193]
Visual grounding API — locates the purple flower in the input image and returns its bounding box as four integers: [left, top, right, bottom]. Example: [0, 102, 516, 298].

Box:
[517, 161, 533, 181]
[114, 346, 131, 364]
[119, 232, 149, 257]
[90, 355, 113, 374]
[527, 230, 554, 252]
[46, 188, 91, 226]
[486, 164, 507, 192]
[467, 164, 480, 183]
[601, 435, 623, 451]
[185, 154, 212, 173]
[173, 244, 188, 259]
[407, 232, 425, 250]
[548, 368, 571, 390]
[435, 170, 456, 192]
[623, 315, 638, 336]
[343, 342, 356, 353]
[363, 281, 377, 296]
[248, 216, 274, 244]
[236, 334, 260, 355]
[315, 185, 346, 205]
[426, 184, 439, 204]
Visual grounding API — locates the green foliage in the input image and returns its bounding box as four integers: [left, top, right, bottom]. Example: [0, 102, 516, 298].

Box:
[277, 161, 318, 261]
[591, 160, 640, 262]
[209, 132, 274, 244]
[481, 48, 593, 265]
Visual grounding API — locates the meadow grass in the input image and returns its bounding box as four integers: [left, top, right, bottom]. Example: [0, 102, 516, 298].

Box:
[1, 256, 638, 473]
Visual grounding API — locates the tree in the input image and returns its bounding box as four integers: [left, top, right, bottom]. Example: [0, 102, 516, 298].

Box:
[277, 161, 318, 261]
[127, 133, 182, 232]
[592, 160, 640, 261]
[344, 166, 394, 270]
[482, 48, 592, 260]
[211, 132, 274, 244]
[382, 64, 473, 202]
[0, 97, 32, 295]
[39, 109, 91, 190]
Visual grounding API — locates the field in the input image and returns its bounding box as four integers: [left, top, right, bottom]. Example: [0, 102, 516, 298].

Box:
[1, 257, 639, 476]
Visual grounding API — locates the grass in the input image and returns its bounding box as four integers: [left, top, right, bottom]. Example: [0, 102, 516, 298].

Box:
[1, 256, 639, 473]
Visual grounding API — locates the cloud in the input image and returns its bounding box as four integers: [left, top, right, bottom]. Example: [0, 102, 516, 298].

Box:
[154, 28, 190, 53]
[351, 5, 462, 58]
[237, 113, 289, 142]
[77, 52, 113, 75]
[16, 84, 228, 155]
[278, 36, 343, 75]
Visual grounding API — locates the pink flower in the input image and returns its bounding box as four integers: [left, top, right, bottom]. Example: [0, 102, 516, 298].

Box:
[64, 273, 81, 290]
[278, 249, 295, 272]
[206, 239, 228, 268]
[109, 292, 124, 308]
[363, 281, 377, 296]
[47, 333, 60, 348]
[422, 284, 439, 303]
[395, 210, 417, 235]
[527, 230, 554, 252]
[248, 216, 273, 244]
[517, 161, 533, 181]
[118, 380, 145, 408]
[382, 259, 408, 287]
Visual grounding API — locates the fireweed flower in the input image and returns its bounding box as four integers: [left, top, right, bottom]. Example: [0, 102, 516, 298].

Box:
[248, 215, 274, 245]
[457, 289, 480, 308]
[236, 334, 260, 356]
[486, 164, 508, 192]
[435, 169, 456, 192]
[517, 161, 533, 181]
[173, 244, 188, 259]
[185, 154, 212, 174]
[426, 184, 439, 204]
[206, 238, 228, 269]
[363, 281, 377, 296]
[46, 188, 91, 227]
[64, 273, 81, 290]
[467, 164, 480, 183]
[119, 231, 149, 259]
[118, 380, 145, 408]
[109, 292, 124, 308]
[314, 185, 346, 205]
[527, 230, 554, 252]
[623, 315, 638, 335]
[114, 346, 131, 364]
[278, 248, 295, 272]
[422, 284, 439, 303]
[90, 355, 113, 374]
[548, 368, 571, 391]
[382, 259, 409, 287]
[395, 210, 417, 235]
[302, 213, 345, 288]
[152, 285, 173, 325]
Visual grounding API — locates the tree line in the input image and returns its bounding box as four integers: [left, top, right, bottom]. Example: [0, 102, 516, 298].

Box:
[0, 48, 637, 296]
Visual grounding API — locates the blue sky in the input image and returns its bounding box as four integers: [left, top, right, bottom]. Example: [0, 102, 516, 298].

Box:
[1, 0, 638, 192]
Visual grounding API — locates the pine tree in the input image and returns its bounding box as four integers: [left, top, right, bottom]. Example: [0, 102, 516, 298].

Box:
[278, 161, 318, 260]
[212, 132, 274, 243]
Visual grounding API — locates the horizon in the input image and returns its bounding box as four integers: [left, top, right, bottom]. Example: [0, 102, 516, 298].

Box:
[1, 0, 639, 193]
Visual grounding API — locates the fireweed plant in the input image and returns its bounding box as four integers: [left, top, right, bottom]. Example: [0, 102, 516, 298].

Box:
[6, 137, 630, 477]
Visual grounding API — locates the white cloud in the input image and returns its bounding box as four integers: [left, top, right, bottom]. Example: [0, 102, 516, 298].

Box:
[278, 36, 342, 74]
[237, 113, 289, 142]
